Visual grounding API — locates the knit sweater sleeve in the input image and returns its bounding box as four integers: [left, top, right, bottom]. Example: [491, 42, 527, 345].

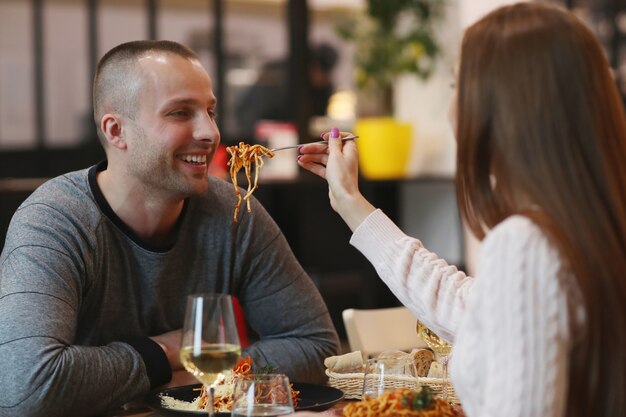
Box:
[351, 211, 571, 416]
[474, 216, 569, 417]
[349, 209, 474, 342]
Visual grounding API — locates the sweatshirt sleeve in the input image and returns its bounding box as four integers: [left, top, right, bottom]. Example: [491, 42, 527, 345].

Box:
[234, 198, 340, 384]
[349, 209, 475, 343]
[0, 208, 157, 417]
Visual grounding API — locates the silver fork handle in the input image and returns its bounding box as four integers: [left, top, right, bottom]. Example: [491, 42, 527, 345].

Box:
[270, 135, 358, 152]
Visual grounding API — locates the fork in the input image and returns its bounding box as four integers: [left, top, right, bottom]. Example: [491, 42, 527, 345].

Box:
[270, 135, 358, 152]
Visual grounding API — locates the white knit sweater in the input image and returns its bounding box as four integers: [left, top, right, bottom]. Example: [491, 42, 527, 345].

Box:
[350, 210, 583, 417]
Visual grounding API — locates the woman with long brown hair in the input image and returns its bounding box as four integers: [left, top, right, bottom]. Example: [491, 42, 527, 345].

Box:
[298, 2, 626, 416]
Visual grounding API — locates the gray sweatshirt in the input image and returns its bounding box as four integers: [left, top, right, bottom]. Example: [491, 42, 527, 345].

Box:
[0, 163, 339, 417]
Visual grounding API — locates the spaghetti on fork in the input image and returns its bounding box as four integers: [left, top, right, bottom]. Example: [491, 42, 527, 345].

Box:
[226, 142, 275, 222]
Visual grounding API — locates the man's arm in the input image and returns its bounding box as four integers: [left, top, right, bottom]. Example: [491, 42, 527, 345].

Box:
[235, 198, 341, 383]
[0, 206, 168, 417]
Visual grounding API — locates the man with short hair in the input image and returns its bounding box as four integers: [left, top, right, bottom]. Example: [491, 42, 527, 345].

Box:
[0, 40, 339, 417]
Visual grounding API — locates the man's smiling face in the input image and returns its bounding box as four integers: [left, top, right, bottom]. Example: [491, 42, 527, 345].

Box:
[123, 52, 220, 199]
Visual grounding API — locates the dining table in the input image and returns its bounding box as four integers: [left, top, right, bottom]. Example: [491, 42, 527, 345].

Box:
[103, 398, 351, 417]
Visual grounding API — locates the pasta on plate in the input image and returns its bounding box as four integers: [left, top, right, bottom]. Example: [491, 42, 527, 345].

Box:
[343, 387, 463, 417]
[195, 357, 300, 412]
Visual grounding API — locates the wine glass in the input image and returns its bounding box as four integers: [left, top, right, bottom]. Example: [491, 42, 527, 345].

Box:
[180, 293, 242, 417]
[416, 321, 452, 398]
[231, 374, 295, 417]
[362, 356, 419, 399]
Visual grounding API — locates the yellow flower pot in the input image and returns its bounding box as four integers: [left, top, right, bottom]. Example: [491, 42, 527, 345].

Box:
[355, 117, 412, 179]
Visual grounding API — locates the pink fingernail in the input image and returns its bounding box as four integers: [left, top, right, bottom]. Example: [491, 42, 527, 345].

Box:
[331, 127, 339, 138]
[297, 145, 303, 153]
[297, 155, 302, 161]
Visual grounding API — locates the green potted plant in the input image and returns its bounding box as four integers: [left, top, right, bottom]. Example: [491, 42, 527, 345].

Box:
[336, 0, 444, 178]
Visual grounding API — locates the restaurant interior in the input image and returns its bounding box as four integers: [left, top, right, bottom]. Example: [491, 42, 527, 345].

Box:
[0, 0, 624, 345]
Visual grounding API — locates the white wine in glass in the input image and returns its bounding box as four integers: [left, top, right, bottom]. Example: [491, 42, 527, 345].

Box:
[416, 321, 452, 398]
[181, 294, 242, 417]
[416, 321, 452, 356]
[179, 343, 241, 386]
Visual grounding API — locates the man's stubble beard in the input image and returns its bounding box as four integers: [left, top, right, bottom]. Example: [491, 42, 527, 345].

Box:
[126, 124, 208, 199]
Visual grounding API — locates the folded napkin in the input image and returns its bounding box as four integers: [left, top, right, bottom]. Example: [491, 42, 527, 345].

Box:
[324, 348, 435, 377]
[427, 361, 444, 378]
[324, 350, 364, 373]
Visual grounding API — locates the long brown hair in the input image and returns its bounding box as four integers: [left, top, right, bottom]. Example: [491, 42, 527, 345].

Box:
[455, 3, 626, 416]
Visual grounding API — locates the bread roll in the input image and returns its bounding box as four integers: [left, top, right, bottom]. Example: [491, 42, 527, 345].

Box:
[410, 348, 435, 377]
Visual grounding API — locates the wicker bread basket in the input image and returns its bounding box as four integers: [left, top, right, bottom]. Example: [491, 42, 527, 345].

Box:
[325, 369, 459, 404]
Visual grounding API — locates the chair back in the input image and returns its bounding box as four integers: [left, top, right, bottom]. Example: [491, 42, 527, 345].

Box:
[342, 306, 428, 358]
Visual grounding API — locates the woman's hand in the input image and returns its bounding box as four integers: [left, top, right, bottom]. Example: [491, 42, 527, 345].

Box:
[297, 129, 375, 231]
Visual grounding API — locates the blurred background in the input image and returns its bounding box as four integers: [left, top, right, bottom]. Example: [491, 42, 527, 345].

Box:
[0, 0, 624, 341]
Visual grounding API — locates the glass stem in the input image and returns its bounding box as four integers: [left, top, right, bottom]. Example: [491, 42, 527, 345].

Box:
[208, 385, 215, 417]
[440, 354, 449, 400]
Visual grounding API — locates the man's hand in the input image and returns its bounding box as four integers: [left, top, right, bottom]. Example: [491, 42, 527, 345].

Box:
[161, 369, 199, 388]
[150, 329, 184, 370]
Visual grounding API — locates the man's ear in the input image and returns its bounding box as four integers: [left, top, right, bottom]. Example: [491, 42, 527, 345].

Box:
[100, 113, 128, 150]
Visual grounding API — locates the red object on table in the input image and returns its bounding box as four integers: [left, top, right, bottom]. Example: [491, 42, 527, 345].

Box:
[232, 296, 250, 348]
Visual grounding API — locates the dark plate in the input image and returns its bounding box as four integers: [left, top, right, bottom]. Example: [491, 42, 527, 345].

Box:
[292, 382, 345, 411]
[145, 382, 344, 416]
